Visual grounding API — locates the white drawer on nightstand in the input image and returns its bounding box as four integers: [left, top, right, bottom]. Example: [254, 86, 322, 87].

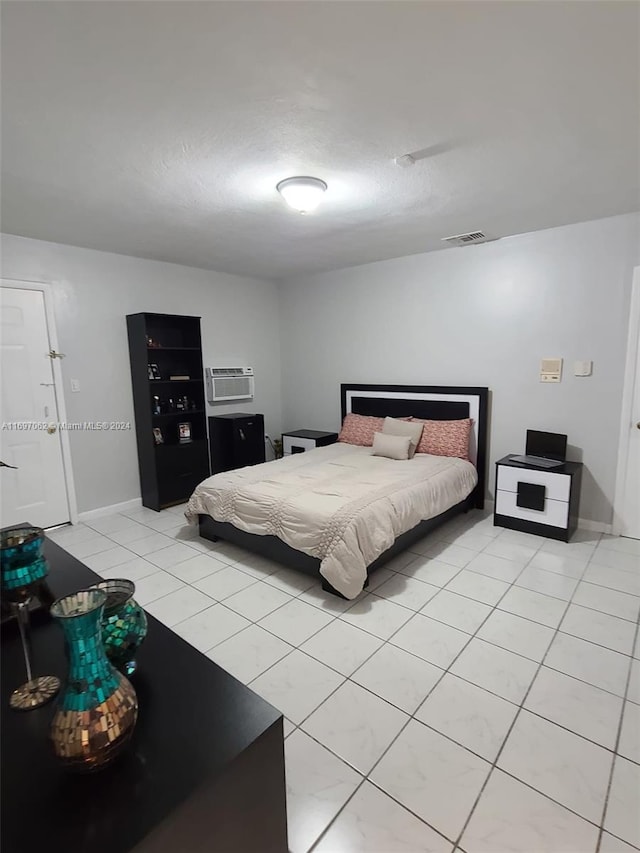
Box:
[495, 489, 569, 528]
[283, 435, 318, 455]
[496, 465, 571, 503]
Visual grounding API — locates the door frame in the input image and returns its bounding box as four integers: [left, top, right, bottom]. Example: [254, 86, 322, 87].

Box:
[1, 278, 78, 525]
[612, 266, 640, 536]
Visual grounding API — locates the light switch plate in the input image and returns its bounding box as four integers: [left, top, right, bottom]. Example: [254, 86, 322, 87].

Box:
[540, 357, 562, 383]
[70, 379, 80, 393]
[574, 360, 593, 377]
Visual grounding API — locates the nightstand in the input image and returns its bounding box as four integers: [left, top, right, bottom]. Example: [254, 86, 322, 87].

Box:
[282, 430, 338, 456]
[494, 455, 583, 542]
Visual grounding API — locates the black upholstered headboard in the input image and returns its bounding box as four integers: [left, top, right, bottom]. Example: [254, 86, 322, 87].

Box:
[340, 383, 489, 509]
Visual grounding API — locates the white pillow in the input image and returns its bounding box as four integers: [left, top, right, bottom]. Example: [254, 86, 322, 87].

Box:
[372, 431, 412, 460]
[382, 417, 424, 458]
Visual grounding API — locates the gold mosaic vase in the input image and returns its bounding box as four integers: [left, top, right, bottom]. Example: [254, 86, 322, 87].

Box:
[50, 589, 138, 772]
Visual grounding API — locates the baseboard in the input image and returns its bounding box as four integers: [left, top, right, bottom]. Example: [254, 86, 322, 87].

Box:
[78, 497, 142, 523]
[484, 499, 612, 534]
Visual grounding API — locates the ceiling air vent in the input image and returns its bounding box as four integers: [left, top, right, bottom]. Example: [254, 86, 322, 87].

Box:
[441, 231, 493, 248]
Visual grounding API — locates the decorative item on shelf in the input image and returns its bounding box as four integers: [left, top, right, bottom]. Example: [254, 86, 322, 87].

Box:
[153, 395, 161, 415]
[50, 588, 138, 772]
[88, 579, 147, 677]
[169, 374, 190, 381]
[152, 427, 164, 445]
[148, 363, 161, 380]
[168, 396, 175, 412]
[146, 335, 160, 348]
[178, 422, 192, 443]
[0, 526, 61, 711]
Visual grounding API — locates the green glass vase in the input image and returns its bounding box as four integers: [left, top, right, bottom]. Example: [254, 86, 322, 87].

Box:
[90, 579, 147, 676]
[50, 588, 138, 772]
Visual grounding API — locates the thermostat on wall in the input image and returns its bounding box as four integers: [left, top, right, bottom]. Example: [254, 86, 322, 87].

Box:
[540, 358, 562, 383]
[574, 360, 593, 377]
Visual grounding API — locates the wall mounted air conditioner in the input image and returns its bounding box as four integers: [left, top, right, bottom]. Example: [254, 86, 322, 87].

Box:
[206, 366, 254, 403]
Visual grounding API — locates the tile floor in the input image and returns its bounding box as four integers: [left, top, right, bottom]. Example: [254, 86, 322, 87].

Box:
[48, 506, 640, 853]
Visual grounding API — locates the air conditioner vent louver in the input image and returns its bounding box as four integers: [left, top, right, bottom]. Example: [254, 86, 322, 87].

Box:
[205, 366, 254, 402]
[441, 231, 495, 247]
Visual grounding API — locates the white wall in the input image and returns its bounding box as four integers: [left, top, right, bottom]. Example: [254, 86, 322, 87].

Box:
[1, 233, 282, 513]
[279, 213, 640, 525]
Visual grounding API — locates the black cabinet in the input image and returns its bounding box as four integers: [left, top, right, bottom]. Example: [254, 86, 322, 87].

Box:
[209, 412, 266, 474]
[127, 313, 210, 511]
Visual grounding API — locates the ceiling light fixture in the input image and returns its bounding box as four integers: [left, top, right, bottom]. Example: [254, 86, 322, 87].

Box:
[276, 176, 327, 214]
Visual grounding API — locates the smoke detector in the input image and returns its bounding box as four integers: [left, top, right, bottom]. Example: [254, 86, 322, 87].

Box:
[441, 231, 494, 247]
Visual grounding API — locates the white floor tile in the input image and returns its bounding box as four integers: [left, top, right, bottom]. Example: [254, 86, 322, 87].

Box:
[352, 643, 443, 713]
[47, 523, 95, 545]
[496, 528, 547, 548]
[133, 570, 184, 605]
[103, 522, 155, 545]
[285, 730, 361, 853]
[529, 548, 587, 578]
[172, 603, 249, 652]
[259, 598, 334, 646]
[283, 718, 296, 738]
[618, 700, 640, 764]
[370, 719, 490, 842]
[583, 564, 640, 597]
[340, 594, 413, 640]
[86, 513, 140, 535]
[482, 537, 539, 566]
[314, 780, 452, 853]
[382, 550, 422, 572]
[263, 567, 317, 595]
[302, 680, 408, 774]
[146, 542, 198, 570]
[301, 620, 383, 676]
[100, 557, 159, 583]
[193, 565, 258, 601]
[163, 552, 228, 584]
[560, 603, 636, 655]
[524, 667, 624, 750]
[598, 536, 640, 557]
[398, 556, 461, 588]
[465, 551, 523, 584]
[250, 650, 344, 724]
[572, 581, 640, 623]
[460, 768, 599, 853]
[604, 756, 640, 848]
[497, 585, 567, 628]
[362, 567, 396, 592]
[63, 534, 116, 559]
[420, 589, 492, 633]
[391, 613, 470, 669]
[125, 532, 176, 556]
[450, 638, 538, 704]
[83, 545, 142, 573]
[540, 538, 597, 562]
[515, 565, 578, 601]
[139, 512, 185, 533]
[498, 710, 613, 823]
[600, 832, 639, 853]
[590, 548, 640, 575]
[445, 570, 510, 606]
[230, 552, 283, 579]
[298, 583, 357, 615]
[545, 633, 630, 697]
[444, 529, 496, 552]
[373, 574, 439, 611]
[207, 624, 293, 683]
[223, 581, 292, 622]
[628, 660, 640, 704]
[476, 609, 555, 662]
[144, 586, 213, 627]
[423, 541, 476, 568]
[415, 673, 517, 761]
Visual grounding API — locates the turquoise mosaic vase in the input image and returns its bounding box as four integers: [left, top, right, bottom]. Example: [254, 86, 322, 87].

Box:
[91, 579, 147, 676]
[50, 588, 138, 772]
[0, 526, 48, 602]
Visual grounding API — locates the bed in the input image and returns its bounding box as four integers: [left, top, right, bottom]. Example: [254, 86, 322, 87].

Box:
[186, 384, 489, 599]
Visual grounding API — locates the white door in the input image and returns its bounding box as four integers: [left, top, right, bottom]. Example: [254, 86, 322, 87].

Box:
[0, 286, 70, 528]
[618, 268, 640, 540]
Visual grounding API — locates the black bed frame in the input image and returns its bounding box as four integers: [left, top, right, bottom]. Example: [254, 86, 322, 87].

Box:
[199, 383, 489, 596]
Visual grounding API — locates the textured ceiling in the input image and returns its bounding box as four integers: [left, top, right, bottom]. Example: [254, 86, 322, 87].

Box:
[1, 1, 639, 280]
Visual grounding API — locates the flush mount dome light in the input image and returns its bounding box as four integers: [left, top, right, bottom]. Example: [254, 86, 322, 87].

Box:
[276, 176, 327, 213]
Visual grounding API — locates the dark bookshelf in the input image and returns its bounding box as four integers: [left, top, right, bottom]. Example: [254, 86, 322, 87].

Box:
[127, 313, 210, 511]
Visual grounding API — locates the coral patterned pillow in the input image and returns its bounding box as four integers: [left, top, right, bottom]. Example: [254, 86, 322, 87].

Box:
[412, 418, 473, 460]
[338, 413, 385, 447]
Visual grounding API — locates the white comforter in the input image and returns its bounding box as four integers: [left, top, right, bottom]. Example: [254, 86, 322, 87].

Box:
[185, 443, 478, 599]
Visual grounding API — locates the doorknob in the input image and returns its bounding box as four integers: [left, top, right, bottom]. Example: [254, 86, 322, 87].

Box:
[47, 350, 65, 359]
[0, 460, 18, 469]
[47, 424, 57, 434]
[637, 422, 640, 430]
